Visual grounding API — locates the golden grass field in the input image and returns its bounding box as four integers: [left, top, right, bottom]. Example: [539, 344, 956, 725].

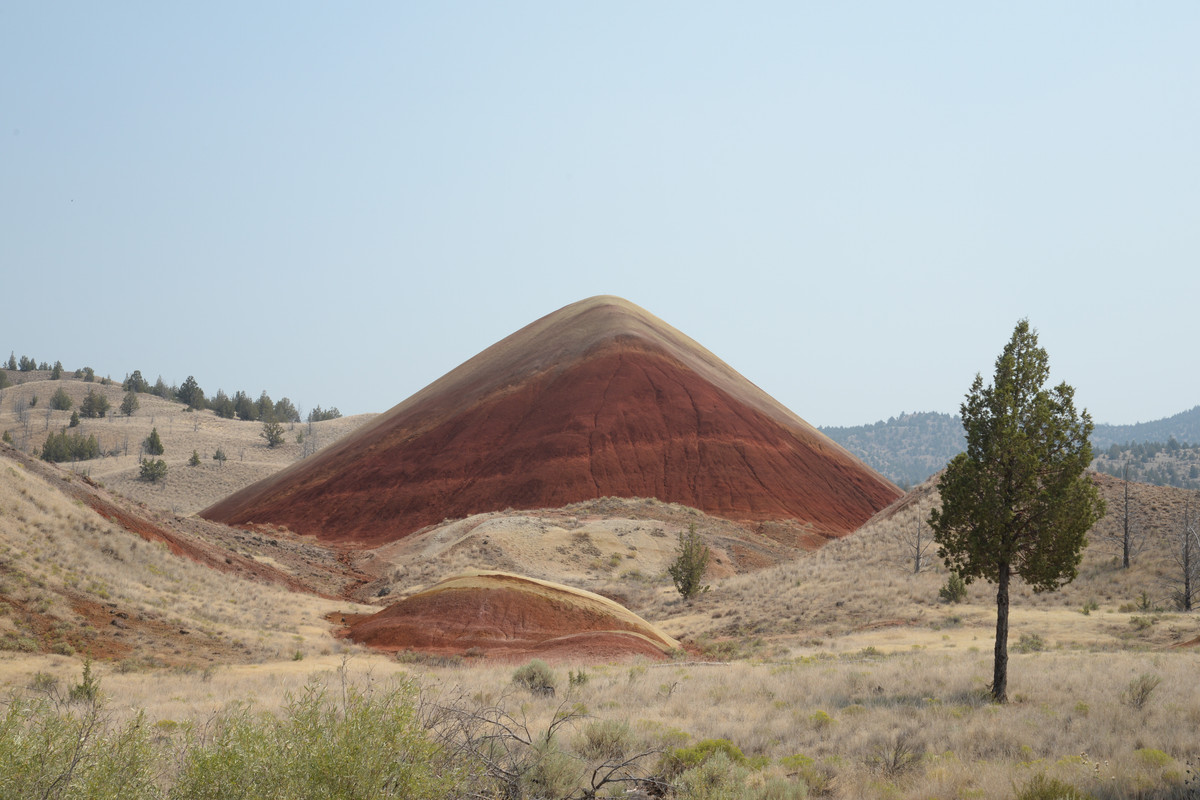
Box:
[2, 371, 1199, 798]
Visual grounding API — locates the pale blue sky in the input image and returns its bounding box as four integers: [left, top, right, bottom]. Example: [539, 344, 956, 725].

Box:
[3, 4, 1197, 427]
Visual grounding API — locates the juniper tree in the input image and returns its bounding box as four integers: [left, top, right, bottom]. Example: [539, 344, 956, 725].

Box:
[929, 320, 1105, 703]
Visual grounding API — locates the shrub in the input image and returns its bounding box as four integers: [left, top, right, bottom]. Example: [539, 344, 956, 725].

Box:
[1121, 673, 1162, 709]
[80, 389, 109, 418]
[172, 679, 466, 799]
[669, 523, 711, 600]
[307, 405, 342, 422]
[143, 427, 164, 455]
[575, 719, 634, 761]
[213, 447, 227, 467]
[1015, 774, 1095, 800]
[663, 738, 748, 780]
[189, 449, 201, 467]
[675, 751, 749, 800]
[49, 386, 72, 411]
[939, 572, 968, 603]
[512, 659, 558, 697]
[1014, 633, 1046, 653]
[120, 391, 139, 417]
[68, 411, 80, 428]
[40, 430, 100, 463]
[260, 419, 286, 448]
[139, 458, 167, 483]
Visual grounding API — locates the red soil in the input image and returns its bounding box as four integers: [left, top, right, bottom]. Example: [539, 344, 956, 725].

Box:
[343, 572, 678, 661]
[203, 296, 901, 546]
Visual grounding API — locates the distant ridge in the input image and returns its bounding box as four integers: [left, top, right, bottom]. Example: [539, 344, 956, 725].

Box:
[202, 296, 899, 545]
[823, 405, 1200, 487]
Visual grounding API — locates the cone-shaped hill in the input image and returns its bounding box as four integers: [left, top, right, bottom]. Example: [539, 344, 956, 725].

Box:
[201, 296, 900, 546]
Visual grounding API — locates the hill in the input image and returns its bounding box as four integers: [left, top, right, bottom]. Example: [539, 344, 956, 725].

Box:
[202, 296, 900, 545]
[823, 406, 1200, 488]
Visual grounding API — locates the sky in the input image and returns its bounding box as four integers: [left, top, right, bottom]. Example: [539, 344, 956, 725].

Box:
[3, 4, 1197, 428]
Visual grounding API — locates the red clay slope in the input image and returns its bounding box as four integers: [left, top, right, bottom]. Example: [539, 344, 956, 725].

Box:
[345, 571, 681, 660]
[201, 296, 900, 546]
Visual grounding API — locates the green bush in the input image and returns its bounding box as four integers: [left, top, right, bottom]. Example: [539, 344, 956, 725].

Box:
[575, 719, 633, 761]
[307, 405, 342, 422]
[40, 430, 100, 463]
[81, 389, 110, 418]
[1015, 774, 1095, 800]
[120, 391, 139, 417]
[49, 386, 72, 411]
[669, 523, 711, 600]
[512, 659, 558, 697]
[188, 449, 201, 467]
[139, 458, 168, 483]
[143, 428, 164, 455]
[172, 679, 464, 799]
[675, 751, 749, 800]
[939, 572, 968, 603]
[1014, 632, 1046, 653]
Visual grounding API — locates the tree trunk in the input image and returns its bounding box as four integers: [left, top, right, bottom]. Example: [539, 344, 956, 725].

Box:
[1122, 471, 1131, 569]
[993, 562, 1010, 703]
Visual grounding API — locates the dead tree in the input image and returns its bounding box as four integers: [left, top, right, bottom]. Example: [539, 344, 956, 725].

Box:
[1167, 494, 1200, 611]
[896, 501, 933, 573]
[1101, 461, 1149, 568]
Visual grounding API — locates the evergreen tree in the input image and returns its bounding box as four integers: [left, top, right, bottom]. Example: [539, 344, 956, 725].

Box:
[124, 370, 150, 393]
[50, 361, 63, 380]
[260, 418, 286, 448]
[210, 389, 236, 419]
[177, 375, 205, 410]
[189, 449, 201, 467]
[234, 390, 258, 421]
[929, 320, 1105, 703]
[143, 427, 165, 456]
[120, 391, 139, 417]
[273, 397, 300, 423]
[49, 387, 73, 411]
[6, 352, 16, 370]
[80, 389, 110, 418]
[18, 355, 35, 372]
[667, 523, 711, 600]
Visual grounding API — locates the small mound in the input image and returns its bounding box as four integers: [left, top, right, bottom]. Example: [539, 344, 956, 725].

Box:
[346, 571, 680, 660]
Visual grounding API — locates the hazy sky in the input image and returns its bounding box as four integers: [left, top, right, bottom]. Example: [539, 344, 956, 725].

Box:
[3, 4, 1197, 427]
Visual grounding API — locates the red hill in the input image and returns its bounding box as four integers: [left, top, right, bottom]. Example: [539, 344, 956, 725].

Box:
[201, 296, 900, 546]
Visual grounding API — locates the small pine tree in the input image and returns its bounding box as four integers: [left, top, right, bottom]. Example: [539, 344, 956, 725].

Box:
[139, 458, 168, 483]
[50, 361, 63, 380]
[668, 523, 711, 600]
[143, 427, 164, 456]
[120, 391, 139, 417]
[260, 418, 285, 448]
[80, 390, 109, 419]
[69, 411, 80, 428]
[213, 446, 227, 467]
[49, 386, 73, 411]
[189, 449, 201, 467]
[5, 352, 16, 370]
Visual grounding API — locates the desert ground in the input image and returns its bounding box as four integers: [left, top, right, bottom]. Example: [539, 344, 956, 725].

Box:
[1, 371, 1198, 798]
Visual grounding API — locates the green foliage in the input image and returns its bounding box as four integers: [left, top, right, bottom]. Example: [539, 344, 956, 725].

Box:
[669, 523, 711, 600]
[69, 657, 101, 704]
[189, 449, 201, 467]
[176, 375, 205, 410]
[512, 659, 558, 696]
[49, 386, 73, 411]
[0, 697, 159, 800]
[120, 391, 139, 417]
[233, 390, 258, 421]
[18, 354, 35, 371]
[2, 430, 12, 444]
[209, 389, 235, 418]
[5, 352, 15, 370]
[50, 360, 63, 379]
[307, 405, 342, 422]
[929, 320, 1105, 702]
[1013, 633, 1046, 653]
[213, 447, 227, 466]
[939, 572, 967, 603]
[0, 369, 8, 389]
[675, 751, 749, 800]
[151, 375, 170, 398]
[171, 679, 461, 800]
[81, 366, 95, 382]
[575, 719, 633, 761]
[80, 389, 110, 418]
[664, 738, 748, 779]
[139, 458, 168, 483]
[273, 397, 300, 423]
[1015, 774, 1095, 800]
[124, 370, 149, 393]
[68, 410, 80, 427]
[143, 427, 164, 455]
[41, 430, 100, 462]
[260, 418, 286, 448]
